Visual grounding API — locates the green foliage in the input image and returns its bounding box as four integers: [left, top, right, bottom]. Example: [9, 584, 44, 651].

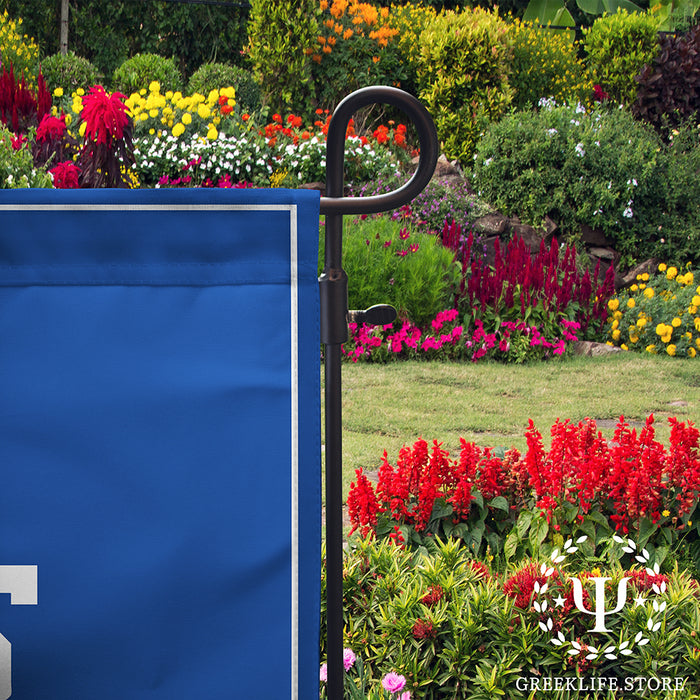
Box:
[0, 9, 39, 83]
[112, 53, 182, 96]
[416, 8, 514, 165]
[329, 216, 459, 328]
[388, 2, 437, 97]
[507, 20, 593, 109]
[321, 536, 700, 699]
[186, 62, 261, 114]
[0, 124, 51, 187]
[582, 9, 661, 105]
[246, 0, 317, 117]
[39, 51, 101, 94]
[605, 263, 700, 356]
[633, 24, 700, 133]
[309, 1, 410, 112]
[471, 101, 663, 261]
[0, 1, 250, 81]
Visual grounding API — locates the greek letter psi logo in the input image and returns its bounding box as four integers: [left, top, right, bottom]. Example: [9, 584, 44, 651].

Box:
[0, 566, 38, 700]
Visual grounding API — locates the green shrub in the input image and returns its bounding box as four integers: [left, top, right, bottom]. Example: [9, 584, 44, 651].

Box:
[0, 124, 51, 187]
[309, 0, 409, 112]
[507, 19, 592, 109]
[40, 51, 102, 94]
[186, 62, 261, 113]
[324, 216, 459, 328]
[416, 8, 513, 165]
[582, 9, 660, 105]
[633, 23, 700, 133]
[471, 101, 663, 262]
[321, 537, 700, 699]
[245, 0, 317, 117]
[0, 9, 39, 84]
[111, 53, 182, 96]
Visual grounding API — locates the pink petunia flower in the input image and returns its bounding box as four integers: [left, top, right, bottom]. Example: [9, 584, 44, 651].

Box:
[382, 672, 407, 694]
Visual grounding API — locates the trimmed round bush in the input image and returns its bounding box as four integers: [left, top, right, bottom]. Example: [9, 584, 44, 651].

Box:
[40, 51, 102, 94]
[111, 53, 182, 96]
[186, 62, 261, 112]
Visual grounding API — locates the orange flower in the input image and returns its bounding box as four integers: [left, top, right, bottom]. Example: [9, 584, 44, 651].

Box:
[330, 0, 348, 18]
[322, 45, 332, 53]
[327, 35, 337, 46]
[343, 28, 354, 39]
[312, 54, 322, 63]
[241, 113, 250, 121]
[319, 0, 328, 9]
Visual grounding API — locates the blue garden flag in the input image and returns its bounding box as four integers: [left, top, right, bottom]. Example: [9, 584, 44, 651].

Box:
[0, 188, 321, 699]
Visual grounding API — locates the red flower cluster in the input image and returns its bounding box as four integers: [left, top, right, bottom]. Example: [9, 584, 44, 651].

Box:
[348, 415, 700, 538]
[412, 617, 437, 640]
[444, 223, 614, 337]
[80, 85, 130, 145]
[49, 161, 80, 189]
[0, 65, 51, 134]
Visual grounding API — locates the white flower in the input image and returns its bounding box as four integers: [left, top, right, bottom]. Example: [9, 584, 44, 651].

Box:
[483, 157, 493, 167]
[575, 143, 585, 157]
[623, 207, 633, 218]
[547, 128, 558, 137]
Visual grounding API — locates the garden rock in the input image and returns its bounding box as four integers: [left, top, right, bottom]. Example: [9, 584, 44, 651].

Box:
[621, 259, 657, 287]
[572, 341, 622, 356]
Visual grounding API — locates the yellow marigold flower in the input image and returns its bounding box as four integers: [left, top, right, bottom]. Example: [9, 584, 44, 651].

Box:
[636, 318, 647, 328]
[690, 347, 697, 357]
[696, 317, 700, 332]
[182, 112, 192, 125]
[614, 310, 623, 320]
[621, 343, 628, 350]
[667, 344, 677, 356]
[662, 509, 670, 517]
[656, 323, 667, 336]
[79, 121, 87, 137]
[627, 298, 635, 308]
[149, 80, 161, 93]
[644, 287, 654, 299]
[685, 271, 694, 284]
[612, 329, 621, 341]
[639, 283, 646, 290]
[207, 89, 219, 104]
[629, 334, 639, 343]
[667, 266, 678, 279]
[641, 272, 650, 281]
[197, 104, 211, 120]
[672, 317, 682, 327]
[149, 108, 158, 118]
[172, 122, 185, 137]
[631, 284, 638, 291]
[206, 125, 218, 140]
[646, 344, 657, 354]
[658, 263, 667, 272]
[76, 88, 85, 96]
[53, 86, 63, 97]
[693, 295, 700, 306]
[612, 319, 619, 330]
[690, 305, 698, 315]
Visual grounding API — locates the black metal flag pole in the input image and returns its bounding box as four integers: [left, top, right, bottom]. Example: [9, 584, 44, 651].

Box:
[319, 86, 438, 700]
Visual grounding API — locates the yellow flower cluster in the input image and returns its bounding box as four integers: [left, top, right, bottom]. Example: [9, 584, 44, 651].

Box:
[607, 263, 700, 358]
[508, 19, 593, 109]
[0, 10, 40, 85]
[389, 3, 437, 67]
[125, 82, 236, 142]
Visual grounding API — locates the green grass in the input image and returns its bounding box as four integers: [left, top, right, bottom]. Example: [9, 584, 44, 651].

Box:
[323, 353, 700, 498]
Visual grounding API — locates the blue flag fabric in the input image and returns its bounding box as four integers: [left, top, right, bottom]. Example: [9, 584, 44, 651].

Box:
[0, 188, 321, 699]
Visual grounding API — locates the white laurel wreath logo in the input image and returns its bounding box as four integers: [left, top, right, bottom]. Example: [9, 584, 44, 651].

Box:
[533, 535, 666, 660]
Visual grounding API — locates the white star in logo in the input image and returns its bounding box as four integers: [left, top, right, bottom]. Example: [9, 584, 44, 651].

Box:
[554, 594, 567, 607]
[634, 595, 647, 607]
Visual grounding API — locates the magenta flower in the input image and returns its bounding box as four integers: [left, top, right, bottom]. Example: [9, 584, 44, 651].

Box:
[80, 85, 129, 145]
[343, 648, 356, 671]
[382, 672, 407, 694]
[49, 161, 81, 189]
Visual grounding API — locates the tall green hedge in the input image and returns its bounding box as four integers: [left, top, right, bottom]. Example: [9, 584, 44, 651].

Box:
[0, 0, 249, 81]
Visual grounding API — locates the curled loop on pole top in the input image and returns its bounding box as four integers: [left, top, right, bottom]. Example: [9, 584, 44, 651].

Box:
[319, 86, 439, 216]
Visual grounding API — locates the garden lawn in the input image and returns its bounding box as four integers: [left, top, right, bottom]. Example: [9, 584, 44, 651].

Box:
[323, 353, 700, 498]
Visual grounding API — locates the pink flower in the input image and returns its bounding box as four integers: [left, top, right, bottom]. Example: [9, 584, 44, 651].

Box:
[398, 693, 411, 700]
[319, 663, 327, 682]
[49, 161, 81, 189]
[382, 672, 407, 694]
[343, 648, 356, 671]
